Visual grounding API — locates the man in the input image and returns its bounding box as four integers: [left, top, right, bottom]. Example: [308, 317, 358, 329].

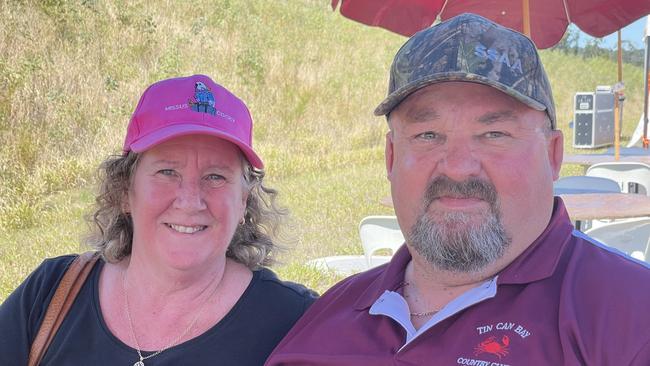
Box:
[265, 13, 650, 365]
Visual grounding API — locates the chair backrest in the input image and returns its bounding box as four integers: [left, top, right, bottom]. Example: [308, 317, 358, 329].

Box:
[553, 176, 621, 195]
[359, 216, 404, 266]
[586, 162, 650, 196]
[585, 218, 650, 261]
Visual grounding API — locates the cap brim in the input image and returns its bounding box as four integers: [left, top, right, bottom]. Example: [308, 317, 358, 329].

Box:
[127, 124, 264, 169]
[374, 73, 546, 117]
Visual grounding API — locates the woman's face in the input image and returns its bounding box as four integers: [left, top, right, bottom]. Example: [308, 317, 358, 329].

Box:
[127, 134, 248, 272]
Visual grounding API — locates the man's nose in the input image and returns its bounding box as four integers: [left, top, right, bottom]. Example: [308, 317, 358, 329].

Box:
[173, 179, 207, 211]
[437, 138, 481, 181]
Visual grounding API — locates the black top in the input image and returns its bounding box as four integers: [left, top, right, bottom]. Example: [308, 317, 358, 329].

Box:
[0, 255, 317, 365]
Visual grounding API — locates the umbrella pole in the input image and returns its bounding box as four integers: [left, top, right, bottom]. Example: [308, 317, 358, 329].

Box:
[615, 100, 620, 160]
[614, 31, 622, 160]
[643, 16, 650, 149]
[522, 0, 531, 37]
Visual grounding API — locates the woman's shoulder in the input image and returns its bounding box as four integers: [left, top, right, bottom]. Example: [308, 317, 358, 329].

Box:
[0, 254, 90, 347]
[23, 254, 80, 291]
[252, 268, 319, 308]
[38, 254, 80, 272]
[9, 254, 91, 307]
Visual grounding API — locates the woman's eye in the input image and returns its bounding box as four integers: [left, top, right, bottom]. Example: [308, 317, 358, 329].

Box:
[157, 169, 176, 176]
[206, 174, 225, 182]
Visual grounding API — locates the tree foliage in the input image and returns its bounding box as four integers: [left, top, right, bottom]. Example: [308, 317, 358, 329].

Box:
[551, 28, 646, 67]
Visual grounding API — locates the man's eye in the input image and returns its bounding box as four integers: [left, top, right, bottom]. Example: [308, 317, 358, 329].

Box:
[484, 131, 508, 138]
[416, 131, 438, 140]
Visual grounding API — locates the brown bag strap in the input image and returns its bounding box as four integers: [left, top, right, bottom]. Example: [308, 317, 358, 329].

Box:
[27, 251, 100, 366]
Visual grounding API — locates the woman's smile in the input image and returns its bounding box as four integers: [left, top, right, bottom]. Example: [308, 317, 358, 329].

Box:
[165, 223, 209, 234]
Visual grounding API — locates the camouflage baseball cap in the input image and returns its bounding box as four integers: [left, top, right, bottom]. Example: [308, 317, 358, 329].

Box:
[374, 13, 556, 129]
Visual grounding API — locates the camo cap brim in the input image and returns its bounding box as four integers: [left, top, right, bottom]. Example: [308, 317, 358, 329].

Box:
[374, 13, 556, 129]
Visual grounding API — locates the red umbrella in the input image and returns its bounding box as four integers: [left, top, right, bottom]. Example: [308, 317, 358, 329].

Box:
[331, 0, 650, 49]
[332, 1, 650, 154]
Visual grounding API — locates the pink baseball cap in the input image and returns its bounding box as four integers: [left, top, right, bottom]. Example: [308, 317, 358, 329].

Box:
[123, 74, 263, 169]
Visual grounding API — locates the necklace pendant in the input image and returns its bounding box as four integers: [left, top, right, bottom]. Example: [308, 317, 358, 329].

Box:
[133, 361, 145, 366]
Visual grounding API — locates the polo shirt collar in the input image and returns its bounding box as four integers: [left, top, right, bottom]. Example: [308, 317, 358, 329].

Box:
[353, 197, 573, 310]
[497, 197, 574, 284]
[354, 243, 411, 311]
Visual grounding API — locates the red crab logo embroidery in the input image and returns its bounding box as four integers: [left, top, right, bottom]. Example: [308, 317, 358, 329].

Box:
[474, 335, 510, 359]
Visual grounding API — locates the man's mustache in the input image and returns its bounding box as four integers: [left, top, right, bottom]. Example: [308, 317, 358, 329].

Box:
[423, 176, 498, 208]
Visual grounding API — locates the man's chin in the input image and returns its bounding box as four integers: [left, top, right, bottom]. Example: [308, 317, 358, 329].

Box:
[427, 211, 490, 230]
[409, 211, 511, 273]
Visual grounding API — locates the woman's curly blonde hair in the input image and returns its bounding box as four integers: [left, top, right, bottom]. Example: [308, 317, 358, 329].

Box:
[86, 151, 286, 269]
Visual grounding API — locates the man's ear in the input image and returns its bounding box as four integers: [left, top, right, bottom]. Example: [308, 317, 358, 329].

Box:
[548, 129, 564, 181]
[385, 131, 395, 181]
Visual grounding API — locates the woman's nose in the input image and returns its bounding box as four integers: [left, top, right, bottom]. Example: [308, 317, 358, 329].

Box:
[173, 180, 207, 211]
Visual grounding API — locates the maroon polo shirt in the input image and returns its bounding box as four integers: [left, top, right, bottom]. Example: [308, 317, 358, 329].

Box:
[266, 198, 650, 365]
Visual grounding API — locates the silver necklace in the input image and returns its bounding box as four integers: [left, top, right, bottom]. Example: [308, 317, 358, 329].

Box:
[398, 281, 440, 318]
[409, 309, 439, 317]
[122, 270, 221, 366]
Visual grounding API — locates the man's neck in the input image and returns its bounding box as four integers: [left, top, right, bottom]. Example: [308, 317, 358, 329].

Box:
[401, 240, 528, 319]
[404, 255, 490, 298]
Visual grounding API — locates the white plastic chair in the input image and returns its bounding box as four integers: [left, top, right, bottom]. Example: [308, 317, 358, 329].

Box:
[306, 255, 390, 275]
[584, 218, 650, 261]
[305, 216, 404, 275]
[359, 216, 404, 266]
[586, 162, 650, 196]
[553, 176, 621, 195]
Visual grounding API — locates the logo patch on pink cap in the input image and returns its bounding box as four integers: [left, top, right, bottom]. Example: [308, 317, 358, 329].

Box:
[123, 75, 263, 169]
[189, 81, 217, 115]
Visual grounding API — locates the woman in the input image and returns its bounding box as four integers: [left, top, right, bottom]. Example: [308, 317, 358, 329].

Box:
[0, 75, 316, 365]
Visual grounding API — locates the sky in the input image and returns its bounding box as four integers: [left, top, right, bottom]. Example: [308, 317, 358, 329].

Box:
[580, 15, 648, 50]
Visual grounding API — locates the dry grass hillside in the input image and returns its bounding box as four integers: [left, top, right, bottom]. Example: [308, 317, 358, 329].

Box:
[0, 0, 646, 299]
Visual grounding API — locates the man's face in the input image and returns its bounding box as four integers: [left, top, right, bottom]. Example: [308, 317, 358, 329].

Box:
[386, 82, 563, 273]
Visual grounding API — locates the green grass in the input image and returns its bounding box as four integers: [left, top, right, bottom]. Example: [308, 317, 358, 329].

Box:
[0, 0, 647, 300]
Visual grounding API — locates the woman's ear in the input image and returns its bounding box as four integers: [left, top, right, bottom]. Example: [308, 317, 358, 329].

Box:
[121, 192, 130, 214]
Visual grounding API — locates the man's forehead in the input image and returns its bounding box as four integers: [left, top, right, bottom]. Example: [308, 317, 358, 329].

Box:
[394, 82, 535, 122]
